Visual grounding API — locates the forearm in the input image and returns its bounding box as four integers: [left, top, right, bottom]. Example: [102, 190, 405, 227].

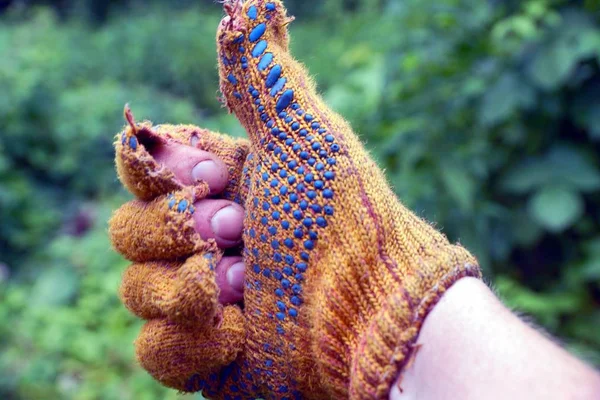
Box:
[392, 278, 600, 400]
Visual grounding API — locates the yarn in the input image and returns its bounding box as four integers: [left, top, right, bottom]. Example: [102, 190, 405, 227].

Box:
[109, 1, 482, 399]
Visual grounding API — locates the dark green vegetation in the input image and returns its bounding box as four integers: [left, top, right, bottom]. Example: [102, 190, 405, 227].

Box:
[1, 0, 599, 398]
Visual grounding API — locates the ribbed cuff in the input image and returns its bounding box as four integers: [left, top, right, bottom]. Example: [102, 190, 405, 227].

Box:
[349, 262, 481, 399]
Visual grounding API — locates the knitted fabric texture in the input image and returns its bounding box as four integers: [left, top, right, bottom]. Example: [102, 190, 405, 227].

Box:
[109, 1, 482, 399]
[216, 1, 481, 398]
[109, 107, 249, 390]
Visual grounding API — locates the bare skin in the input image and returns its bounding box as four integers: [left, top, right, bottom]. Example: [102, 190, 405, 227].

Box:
[154, 141, 600, 399]
[392, 278, 600, 400]
[151, 141, 247, 305]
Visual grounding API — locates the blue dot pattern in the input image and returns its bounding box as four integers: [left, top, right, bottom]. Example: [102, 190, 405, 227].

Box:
[213, 2, 345, 398]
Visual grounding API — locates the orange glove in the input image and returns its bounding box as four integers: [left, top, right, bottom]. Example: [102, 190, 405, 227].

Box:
[217, 1, 481, 398]
[110, 1, 482, 398]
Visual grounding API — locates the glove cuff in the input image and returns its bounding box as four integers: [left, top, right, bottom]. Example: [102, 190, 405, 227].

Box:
[348, 260, 481, 399]
[313, 244, 481, 400]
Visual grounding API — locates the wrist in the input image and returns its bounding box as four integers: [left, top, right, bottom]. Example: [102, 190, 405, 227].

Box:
[390, 277, 600, 400]
[390, 277, 489, 400]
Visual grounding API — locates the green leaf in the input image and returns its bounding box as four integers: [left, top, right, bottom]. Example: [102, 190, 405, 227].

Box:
[479, 72, 535, 126]
[528, 185, 584, 232]
[547, 146, 600, 191]
[31, 266, 79, 307]
[496, 276, 583, 315]
[527, 11, 600, 90]
[512, 210, 543, 246]
[501, 145, 600, 194]
[579, 259, 600, 282]
[501, 159, 554, 194]
[577, 239, 600, 282]
[573, 85, 600, 139]
[582, 103, 600, 140]
[440, 164, 475, 210]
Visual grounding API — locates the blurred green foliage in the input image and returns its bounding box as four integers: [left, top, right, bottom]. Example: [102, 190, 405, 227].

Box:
[1, 0, 599, 398]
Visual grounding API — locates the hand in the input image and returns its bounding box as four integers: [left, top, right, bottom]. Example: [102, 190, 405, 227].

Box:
[109, 107, 249, 391]
[135, 121, 247, 303]
[111, 1, 481, 399]
[216, 1, 481, 398]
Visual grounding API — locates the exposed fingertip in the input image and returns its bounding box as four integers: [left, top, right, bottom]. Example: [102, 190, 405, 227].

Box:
[211, 204, 244, 243]
[151, 142, 229, 194]
[215, 257, 245, 304]
[227, 262, 245, 293]
[193, 200, 244, 248]
[192, 160, 227, 194]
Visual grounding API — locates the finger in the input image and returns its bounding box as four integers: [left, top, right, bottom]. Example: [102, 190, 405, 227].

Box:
[135, 305, 245, 392]
[109, 188, 211, 262]
[151, 141, 229, 195]
[214, 256, 245, 304]
[193, 199, 244, 248]
[115, 106, 250, 201]
[165, 124, 250, 203]
[120, 253, 221, 323]
[120, 255, 244, 321]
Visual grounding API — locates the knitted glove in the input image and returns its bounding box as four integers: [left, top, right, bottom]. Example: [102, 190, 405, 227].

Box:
[110, 1, 482, 398]
[108, 106, 250, 391]
[212, 1, 481, 399]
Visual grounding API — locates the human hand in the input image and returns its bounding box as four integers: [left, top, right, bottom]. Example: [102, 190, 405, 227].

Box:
[213, 1, 481, 398]
[119, 113, 247, 303]
[109, 107, 249, 390]
[110, 1, 481, 398]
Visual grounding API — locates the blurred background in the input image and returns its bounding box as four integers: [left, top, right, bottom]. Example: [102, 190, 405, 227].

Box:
[1, 0, 599, 398]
